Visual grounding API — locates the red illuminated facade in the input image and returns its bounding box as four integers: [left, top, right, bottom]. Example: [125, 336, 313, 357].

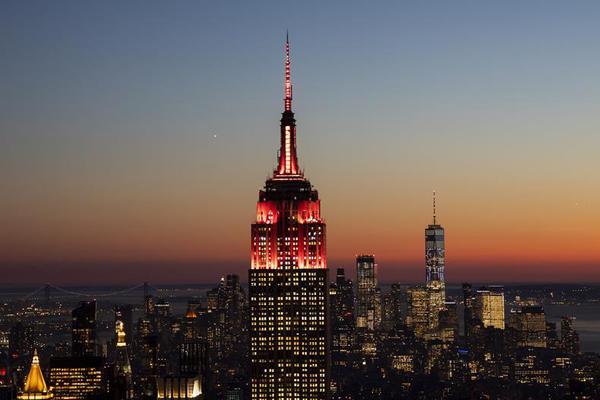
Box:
[249, 35, 329, 400]
[250, 34, 326, 271]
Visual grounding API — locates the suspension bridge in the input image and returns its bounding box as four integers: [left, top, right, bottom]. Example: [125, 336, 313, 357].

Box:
[20, 282, 160, 302]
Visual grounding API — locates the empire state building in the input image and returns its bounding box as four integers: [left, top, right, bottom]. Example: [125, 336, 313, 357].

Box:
[249, 36, 330, 399]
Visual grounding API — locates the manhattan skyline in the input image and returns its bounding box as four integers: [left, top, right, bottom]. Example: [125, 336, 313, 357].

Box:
[2, 1, 600, 284]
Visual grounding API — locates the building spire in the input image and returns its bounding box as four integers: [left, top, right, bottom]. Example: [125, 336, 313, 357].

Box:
[433, 190, 437, 225]
[284, 31, 293, 112]
[276, 32, 301, 177]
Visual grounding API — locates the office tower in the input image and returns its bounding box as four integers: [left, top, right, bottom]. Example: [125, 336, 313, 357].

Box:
[509, 305, 547, 348]
[17, 350, 53, 399]
[382, 283, 404, 332]
[474, 286, 505, 330]
[49, 356, 104, 399]
[405, 286, 431, 339]
[356, 255, 380, 330]
[249, 35, 329, 400]
[560, 317, 580, 355]
[111, 321, 132, 399]
[425, 192, 445, 318]
[330, 268, 355, 361]
[462, 283, 475, 338]
[219, 275, 247, 359]
[72, 301, 97, 357]
[439, 302, 458, 343]
[179, 341, 208, 377]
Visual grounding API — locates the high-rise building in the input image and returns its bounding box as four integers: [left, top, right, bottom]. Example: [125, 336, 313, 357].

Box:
[425, 192, 445, 317]
[111, 320, 132, 399]
[439, 301, 458, 343]
[212, 274, 247, 360]
[72, 301, 97, 357]
[356, 255, 380, 331]
[179, 341, 208, 378]
[405, 286, 431, 339]
[49, 356, 104, 400]
[509, 305, 547, 348]
[560, 316, 580, 355]
[17, 350, 53, 400]
[474, 286, 505, 330]
[330, 268, 355, 361]
[248, 35, 329, 400]
[381, 283, 404, 332]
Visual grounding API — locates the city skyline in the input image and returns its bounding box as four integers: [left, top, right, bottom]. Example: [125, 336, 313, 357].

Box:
[2, 6, 600, 397]
[3, 1, 600, 284]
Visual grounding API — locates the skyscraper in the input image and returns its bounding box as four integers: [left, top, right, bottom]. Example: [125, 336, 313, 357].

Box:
[509, 305, 547, 348]
[249, 35, 329, 400]
[405, 286, 430, 339]
[112, 320, 132, 399]
[330, 268, 355, 361]
[356, 255, 380, 331]
[560, 316, 580, 355]
[425, 192, 445, 317]
[72, 301, 97, 357]
[474, 286, 505, 330]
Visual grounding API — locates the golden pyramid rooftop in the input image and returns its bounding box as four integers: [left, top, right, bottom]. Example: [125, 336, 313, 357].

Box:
[18, 350, 53, 399]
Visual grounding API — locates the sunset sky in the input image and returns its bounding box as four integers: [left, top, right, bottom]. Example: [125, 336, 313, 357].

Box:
[2, 1, 599, 284]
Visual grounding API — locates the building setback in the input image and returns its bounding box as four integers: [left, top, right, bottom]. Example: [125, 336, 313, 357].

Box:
[248, 35, 330, 400]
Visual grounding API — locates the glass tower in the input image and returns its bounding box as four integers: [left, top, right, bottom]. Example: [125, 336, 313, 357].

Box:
[425, 192, 445, 316]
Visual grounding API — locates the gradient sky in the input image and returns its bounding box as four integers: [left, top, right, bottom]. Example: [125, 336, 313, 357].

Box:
[1, 1, 599, 284]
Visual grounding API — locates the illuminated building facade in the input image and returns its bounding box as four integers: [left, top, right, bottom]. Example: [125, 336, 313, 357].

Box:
[425, 192, 445, 317]
[356, 255, 380, 331]
[18, 351, 53, 400]
[405, 286, 431, 339]
[49, 356, 104, 400]
[71, 301, 96, 358]
[156, 376, 202, 399]
[474, 286, 505, 330]
[112, 321, 133, 399]
[249, 35, 329, 399]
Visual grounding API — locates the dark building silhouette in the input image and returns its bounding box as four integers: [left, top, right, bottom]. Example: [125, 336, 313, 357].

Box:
[330, 268, 355, 361]
[72, 301, 97, 357]
[560, 316, 580, 355]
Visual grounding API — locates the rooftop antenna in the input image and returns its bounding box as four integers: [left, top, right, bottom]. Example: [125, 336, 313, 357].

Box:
[433, 190, 437, 225]
[284, 30, 292, 112]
